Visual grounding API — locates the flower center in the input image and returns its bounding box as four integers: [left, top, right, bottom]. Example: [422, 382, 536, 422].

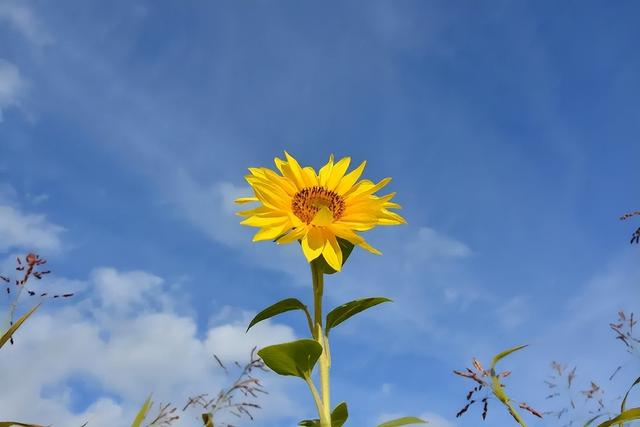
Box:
[291, 186, 346, 225]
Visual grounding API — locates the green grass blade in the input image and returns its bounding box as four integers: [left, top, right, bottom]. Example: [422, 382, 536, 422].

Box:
[0, 304, 40, 349]
[596, 407, 640, 427]
[489, 344, 528, 370]
[130, 394, 153, 427]
[621, 376, 640, 413]
[583, 414, 606, 426]
[377, 416, 427, 427]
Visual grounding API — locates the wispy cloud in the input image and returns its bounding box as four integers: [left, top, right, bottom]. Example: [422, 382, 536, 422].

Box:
[0, 203, 64, 253]
[0, 59, 25, 122]
[0, 0, 53, 46]
[405, 227, 471, 262]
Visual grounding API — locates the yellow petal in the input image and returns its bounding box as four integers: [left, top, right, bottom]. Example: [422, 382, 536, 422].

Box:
[252, 186, 289, 210]
[335, 160, 366, 195]
[302, 166, 318, 187]
[284, 151, 307, 187]
[275, 156, 305, 190]
[240, 215, 289, 227]
[301, 227, 325, 262]
[261, 167, 297, 195]
[326, 156, 351, 190]
[276, 227, 307, 244]
[234, 197, 259, 204]
[318, 154, 334, 187]
[357, 239, 382, 255]
[253, 223, 291, 242]
[322, 232, 343, 271]
[311, 205, 334, 226]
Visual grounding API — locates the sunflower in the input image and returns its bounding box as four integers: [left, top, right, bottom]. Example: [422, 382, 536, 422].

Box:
[235, 152, 405, 271]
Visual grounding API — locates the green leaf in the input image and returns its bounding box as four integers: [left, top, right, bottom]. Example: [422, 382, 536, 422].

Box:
[596, 407, 640, 427]
[0, 423, 45, 427]
[312, 238, 355, 274]
[201, 413, 214, 427]
[377, 416, 427, 427]
[325, 297, 391, 335]
[258, 339, 322, 378]
[130, 394, 153, 427]
[297, 402, 348, 427]
[621, 376, 640, 413]
[0, 304, 40, 349]
[247, 298, 312, 333]
[490, 344, 528, 370]
[331, 401, 349, 427]
[584, 414, 606, 426]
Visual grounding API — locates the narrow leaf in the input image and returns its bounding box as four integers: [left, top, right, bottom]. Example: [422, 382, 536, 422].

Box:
[0, 304, 40, 349]
[130, 394, 153, 427]
[298, 420, 319, 427]
[596, 407, 640, 427]
[621, 376, 640, 413]
[247, 298, 311, 333]
[583, 414, 606, 426]
[377, 416, 427, 427]
[490, 344, 528, 370]
[258, 339, 323, 379]
[0, 423, 46, 427]
[326, 297, 391, 335]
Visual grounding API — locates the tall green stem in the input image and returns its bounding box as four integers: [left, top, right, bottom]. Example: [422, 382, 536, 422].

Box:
[311, 261, 331, 427]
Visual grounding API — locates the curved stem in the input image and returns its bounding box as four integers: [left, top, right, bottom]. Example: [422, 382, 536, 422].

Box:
[311, 261, 331, 427]
[304, 374, 325, 422]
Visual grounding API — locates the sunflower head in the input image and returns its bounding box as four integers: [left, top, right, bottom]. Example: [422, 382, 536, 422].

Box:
[235, 152, 405, 272]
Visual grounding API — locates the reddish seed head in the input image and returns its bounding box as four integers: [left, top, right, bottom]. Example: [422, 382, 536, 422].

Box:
[26, 253, 38, 265]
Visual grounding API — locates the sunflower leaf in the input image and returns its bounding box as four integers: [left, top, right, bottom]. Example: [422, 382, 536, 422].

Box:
[0, 304, 40, 349]
[298, 402, 348, 427]
[331, 401, 349, 427]
[326, 297, 392, 336]
[258, 339, 323, 379]
[314, 238, 355, 274]
[247, 298, 312, 334]
[376, 416, 427, 427]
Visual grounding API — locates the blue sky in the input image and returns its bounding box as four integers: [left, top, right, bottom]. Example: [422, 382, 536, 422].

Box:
[0, 1, 639, 426]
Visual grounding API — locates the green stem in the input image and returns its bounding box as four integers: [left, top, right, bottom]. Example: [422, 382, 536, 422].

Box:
[491, 375, 527, 427]
[311, 261, 331, 427]
[304, 374, 325, 422]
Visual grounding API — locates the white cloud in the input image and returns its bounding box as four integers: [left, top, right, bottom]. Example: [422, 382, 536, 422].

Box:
[406, 227, 471, 262]
[206, 319, 296, 363]
[91, 267, 165, 314]
[0, 1, 53, 46]
[0, 204, 64, 253]
[0, 266, 299, 426]
[0, 59, 25, 122]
